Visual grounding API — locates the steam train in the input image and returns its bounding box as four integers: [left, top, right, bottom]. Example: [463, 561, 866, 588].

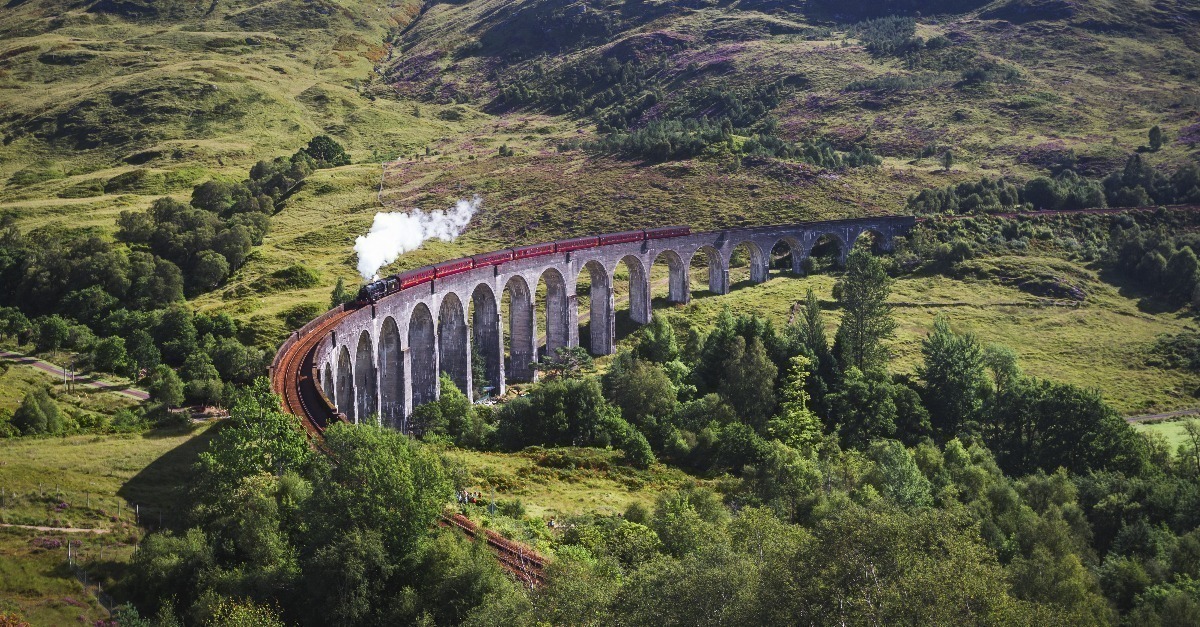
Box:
[354, 225, 690, 305]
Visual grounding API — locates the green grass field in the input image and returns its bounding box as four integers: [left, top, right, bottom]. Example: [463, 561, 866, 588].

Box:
[1134, 418, 1200, 452]
[0, 424, 216, 625]
[442, 446, 702, 519]
[658, 259, 1200, 415]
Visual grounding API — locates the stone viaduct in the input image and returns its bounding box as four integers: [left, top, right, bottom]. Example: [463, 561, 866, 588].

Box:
[302, 216, 915, 432]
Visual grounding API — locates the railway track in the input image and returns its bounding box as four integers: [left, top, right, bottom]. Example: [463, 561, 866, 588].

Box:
[270, 305, 548, 587]
[440, 513, 547, 587]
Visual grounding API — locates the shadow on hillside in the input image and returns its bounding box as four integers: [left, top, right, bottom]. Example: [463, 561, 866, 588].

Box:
[1096, 267, 1187, 316]
[117, 423, 224, 532]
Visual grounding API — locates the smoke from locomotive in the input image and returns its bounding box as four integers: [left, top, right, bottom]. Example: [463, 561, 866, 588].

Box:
[354, 196, 480, 280]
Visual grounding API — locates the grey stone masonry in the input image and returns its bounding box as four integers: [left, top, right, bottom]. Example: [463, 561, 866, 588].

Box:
[307, 216, 914, 432]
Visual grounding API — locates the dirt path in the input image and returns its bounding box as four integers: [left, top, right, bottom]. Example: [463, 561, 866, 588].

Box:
[1125, 408, 1200, 424]
[0, 350, 149, 401]
[0, 523, 110, 534]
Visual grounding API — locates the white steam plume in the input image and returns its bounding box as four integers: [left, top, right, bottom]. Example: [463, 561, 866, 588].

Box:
[354, 196, 480, 280]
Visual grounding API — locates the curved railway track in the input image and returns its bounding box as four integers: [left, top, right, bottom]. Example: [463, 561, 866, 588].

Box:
[270, 304, 548, 586]
[270, 306, 356, 437]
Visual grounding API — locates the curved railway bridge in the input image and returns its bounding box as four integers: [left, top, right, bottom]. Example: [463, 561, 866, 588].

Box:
[270, 215, 915, 433]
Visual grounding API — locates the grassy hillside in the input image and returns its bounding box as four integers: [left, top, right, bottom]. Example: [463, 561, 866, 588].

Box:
[658, 260, 1200, 414]
[0, 424, 216, 625]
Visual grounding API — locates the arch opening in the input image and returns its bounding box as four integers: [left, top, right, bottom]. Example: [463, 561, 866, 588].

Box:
[576, 260, 613, 356]
[771, 238, 802, 276]
[471, 283, 503, 398]
[354, 331, 378, 424]
[853, 229, 890, 255]
[322, 362, 334, 404]
[651, 249, 688, 306]
[806, 234, 846, 273]
[615, 255, 650, 340]
[378, 317, 403, 430]
[408, 303, 438, 413]
[729, 241, 767, 287]
[336, 345, 354, 423]
[690, 245, 726, 296]
[503, 276, 535, 383]
[438, 293, 470, 397]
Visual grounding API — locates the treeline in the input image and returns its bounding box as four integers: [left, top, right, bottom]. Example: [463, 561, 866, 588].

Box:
[500, 52, 880, 167]
[0, 137, 349, 436]
[0, 304, 267, 436]
[893, 207, 1200, 308]
[584, 79, 878, 165]
[498, 56, 669, 132]
[116, 135, 347, 295]
[1109, 222, 1200, 306]
[585, 117, 881, 166]
[907, 154, 1200, 214]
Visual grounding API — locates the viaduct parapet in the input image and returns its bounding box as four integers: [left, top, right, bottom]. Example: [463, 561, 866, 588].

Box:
[278, 216, 915, 432]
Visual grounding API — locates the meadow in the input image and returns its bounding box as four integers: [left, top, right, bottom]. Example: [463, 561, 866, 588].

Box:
[0, 423, 216, 623]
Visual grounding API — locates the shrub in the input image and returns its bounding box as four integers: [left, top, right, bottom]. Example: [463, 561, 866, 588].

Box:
[11, 388, 64, 435]
[303, 135, 351, 167]
[280, 302, 324, 330]
[270, 264, 321, 289]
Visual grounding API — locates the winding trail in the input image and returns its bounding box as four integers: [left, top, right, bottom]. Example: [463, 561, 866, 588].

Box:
[0, 350, 149, 401]
[1125, 408, 1200, 424]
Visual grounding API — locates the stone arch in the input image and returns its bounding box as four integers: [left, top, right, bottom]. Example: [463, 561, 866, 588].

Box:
[408, 303, 438, 410]
[336, 345, 354, 422]
[653, 249, 689, 304]
[808, 232, 848, 269]
[472, 283, 504, 396]
[729, 240, 768, 284]
[378, 317, 403, 430]
[770, 237, 804, 274]
[690, 245, 727, 295]
[354, 331, 377, 424]
[438, 293, 470, 397]
[619, 254, 651, 326]
[853, 228, 892, 254]
[503, 275, 536, 382]
[539, 267, 570, 357]
[322, 362, 334, 403]
[578, 259, 614, 355]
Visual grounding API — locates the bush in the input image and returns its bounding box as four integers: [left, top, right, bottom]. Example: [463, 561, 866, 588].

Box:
[270, 264, 321, 290]
[280, 302, 324, 330]
[11, 388, 64, 435]
[302, 135, 351, 167]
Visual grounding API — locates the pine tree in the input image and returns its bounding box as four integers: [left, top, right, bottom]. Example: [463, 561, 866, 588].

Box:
[719, 336, 778, 428]
[834, 250, 897, 372]
[1149, 125, 1164, 152]
[330, 277, 351, 308]
[797, 288, 829, 360]
[918, 315, 988, 438]
[767, 355, 823, 449]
